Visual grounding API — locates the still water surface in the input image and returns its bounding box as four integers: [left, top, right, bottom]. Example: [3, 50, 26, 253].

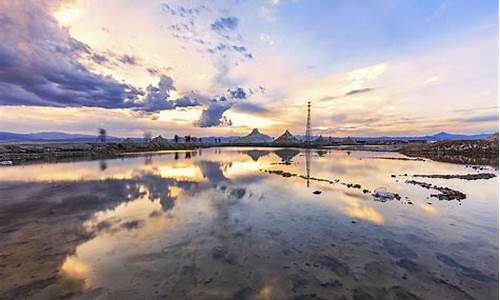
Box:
[0, 148, 498, 299]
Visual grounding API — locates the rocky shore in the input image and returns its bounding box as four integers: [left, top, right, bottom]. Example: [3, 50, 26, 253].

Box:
[400, 136, 499, 167]
[1, 134, 498, 167]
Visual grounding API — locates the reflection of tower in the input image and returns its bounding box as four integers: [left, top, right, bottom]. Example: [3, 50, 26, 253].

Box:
[305, 149, 311, 188]
[305, 101, 312, 143]
[99, 160, 107, 171]
[144, 155, 152, 165]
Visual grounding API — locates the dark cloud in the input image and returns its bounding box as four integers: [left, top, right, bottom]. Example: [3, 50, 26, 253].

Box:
[193, 86, 251, 127]
[344, 87, 374, 96]
[0, 1, 197, 114]
[141, 75, 200, 112]
[211, 17, 239, 32]
[195, 101, 232, 127]
[228, 87, 247, 99]
[0, 44, 17, 68]
[0, 1, 142, 109]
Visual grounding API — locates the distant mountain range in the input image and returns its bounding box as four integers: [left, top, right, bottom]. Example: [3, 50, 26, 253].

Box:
[0, 130, 495, 143]
[295, 131, 495, 142]
[0, 131, 122, 143]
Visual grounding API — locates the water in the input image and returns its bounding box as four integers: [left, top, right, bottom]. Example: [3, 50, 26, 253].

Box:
[0, 148, 498, 299]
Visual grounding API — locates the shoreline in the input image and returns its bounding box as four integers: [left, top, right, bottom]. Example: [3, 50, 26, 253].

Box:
[0, 142, 406, 165]
[0, 139, 497, 167]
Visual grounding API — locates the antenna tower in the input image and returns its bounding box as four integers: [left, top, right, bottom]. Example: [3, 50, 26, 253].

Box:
[305, 101, 312, 143]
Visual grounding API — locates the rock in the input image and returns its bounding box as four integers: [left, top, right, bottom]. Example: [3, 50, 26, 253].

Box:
[412, 173, 496, 180]
[313, 190, 322, 195]
[372, 187, 396, 200]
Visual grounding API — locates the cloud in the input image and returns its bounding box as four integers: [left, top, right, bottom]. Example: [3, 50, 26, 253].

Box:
[118, 54, 137, 65]
[195, 101, 232, 127]
[211, 17, 239, 32]
[0, 1, 202, 114]
[320, 95, 337, 101]
[91, 53, 109, 65]
[319, 87, 373, 101]
[141, 75, 200, 112]
[207, 43, 253, 60]
[227, 87, 247, 99]
[233, 102, 269, 114]
[160, 3, 206, 18]
[0, 1, 142, 109]
[344, 87, 374, 96]
[193, 86, 251, 127]
[459, 114, 499, 123]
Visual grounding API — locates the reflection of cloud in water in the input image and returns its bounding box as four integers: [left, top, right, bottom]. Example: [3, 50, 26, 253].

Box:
[420, 203, 438, 214]
[157, 163, 203, 180]
[339, 191, 384, 224]
[197, 160, 229, 183]
[61, 256, 91, 288]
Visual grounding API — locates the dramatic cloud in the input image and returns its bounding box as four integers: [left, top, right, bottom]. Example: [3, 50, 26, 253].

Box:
[211, 17, 239, 32]
[0, 1, 201, 114]
[194, 87, 250, 127]
[0, 1, 143, 109]
[195, 101, 233, 127]
[141, 75, 200, 112]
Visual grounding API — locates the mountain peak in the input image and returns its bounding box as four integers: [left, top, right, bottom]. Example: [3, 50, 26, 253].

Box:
[250, 128, 261, 134]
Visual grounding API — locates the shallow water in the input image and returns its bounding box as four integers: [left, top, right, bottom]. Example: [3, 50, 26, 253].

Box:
[0, 148, 498, 299]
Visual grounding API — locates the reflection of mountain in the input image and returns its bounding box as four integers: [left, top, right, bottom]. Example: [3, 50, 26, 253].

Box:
[273, 149, 300, 163]
[244, 150, 271, 161]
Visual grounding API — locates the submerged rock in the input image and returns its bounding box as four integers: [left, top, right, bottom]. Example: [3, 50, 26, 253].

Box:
[412, 173, 496, 180]
[405, 180, 466, 201]
[372, 187, 397, 200]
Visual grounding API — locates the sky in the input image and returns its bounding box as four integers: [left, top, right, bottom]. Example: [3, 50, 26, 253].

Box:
[0, 0, 498, 138]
